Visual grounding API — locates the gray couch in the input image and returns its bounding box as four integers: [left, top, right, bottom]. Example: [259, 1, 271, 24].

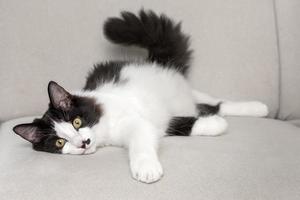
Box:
[1, 0, 299, 199]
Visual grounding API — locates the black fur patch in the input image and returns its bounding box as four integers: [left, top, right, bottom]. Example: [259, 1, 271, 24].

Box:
[84, 61, 127, 90]
[47, 95, 102, 125]
[104, 9, 192, 75]
[166, 104, 221, 136]
[13, 119, 64, 153]
[33, 131, 64, 153]
[166, 117, 197, 136]
[197, 103, 220, 116]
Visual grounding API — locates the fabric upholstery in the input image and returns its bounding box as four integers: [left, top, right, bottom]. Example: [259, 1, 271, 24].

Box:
[0, 0, 279, 121]
[289, 119, 300, 128]
[1, 116, 300, 200]
[275, 0, 300, 121]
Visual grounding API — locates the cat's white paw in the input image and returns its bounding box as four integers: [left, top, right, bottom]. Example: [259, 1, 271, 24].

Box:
[191, 115, 228, 136]
[248, 101, 269, 117]
[130, 157, 163, 184]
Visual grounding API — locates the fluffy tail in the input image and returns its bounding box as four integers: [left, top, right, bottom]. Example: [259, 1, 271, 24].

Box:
[103, 9, 192, 75]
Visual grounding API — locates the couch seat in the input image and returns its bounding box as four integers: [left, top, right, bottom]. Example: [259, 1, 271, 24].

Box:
[0, 116, 299, 200]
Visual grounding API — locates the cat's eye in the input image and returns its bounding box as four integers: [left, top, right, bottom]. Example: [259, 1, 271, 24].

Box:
[72, 117, 82, 129]
[55, 138, 65, 148]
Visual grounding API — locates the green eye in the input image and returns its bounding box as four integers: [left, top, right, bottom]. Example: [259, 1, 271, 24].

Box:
[72, 117, 82, 129]
[55, 138, 65, 148]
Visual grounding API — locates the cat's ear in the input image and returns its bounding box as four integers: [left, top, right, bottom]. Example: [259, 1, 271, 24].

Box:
[13, 123, 44, 143]
[48, 81, 72, 111]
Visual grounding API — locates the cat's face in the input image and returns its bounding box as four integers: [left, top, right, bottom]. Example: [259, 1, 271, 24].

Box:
[13, 81, 102, 154]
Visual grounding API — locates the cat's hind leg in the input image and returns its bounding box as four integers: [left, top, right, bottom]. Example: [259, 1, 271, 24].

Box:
[121, 117, 163, 184]
[191, 115, 228, 136]
[192, 90, 269, 117]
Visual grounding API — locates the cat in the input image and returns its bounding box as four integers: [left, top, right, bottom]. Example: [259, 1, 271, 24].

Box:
[13, 9, 268, 184]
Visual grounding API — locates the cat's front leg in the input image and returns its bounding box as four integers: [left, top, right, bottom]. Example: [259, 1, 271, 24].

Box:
[130, 151, 163, 184]
[124, 119, 163, 184]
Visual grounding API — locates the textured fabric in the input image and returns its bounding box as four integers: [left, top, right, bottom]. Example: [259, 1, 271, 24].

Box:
[1, 116, 300, 200]
[275, 0, 300, 121]
[0, 0, 279, 121]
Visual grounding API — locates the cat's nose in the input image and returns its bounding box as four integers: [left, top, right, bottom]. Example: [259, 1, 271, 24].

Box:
[81, 139, 91, 148]
[85, 139, 91, 145]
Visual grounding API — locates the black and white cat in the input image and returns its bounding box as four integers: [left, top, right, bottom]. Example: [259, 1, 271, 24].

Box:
[13, 10, 268, 183]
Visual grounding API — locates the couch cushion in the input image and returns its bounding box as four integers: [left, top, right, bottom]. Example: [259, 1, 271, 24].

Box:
[1, 116, 300, 200]
[289, 119, 300, 128]
[275, 0, 300, 121]
[0, 0, 279, 121]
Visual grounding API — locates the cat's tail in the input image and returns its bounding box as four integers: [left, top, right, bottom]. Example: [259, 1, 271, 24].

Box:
[103, 9, 192, 75]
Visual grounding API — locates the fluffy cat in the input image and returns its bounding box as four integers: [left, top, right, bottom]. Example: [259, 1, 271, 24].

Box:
[13, 10, 268, 183]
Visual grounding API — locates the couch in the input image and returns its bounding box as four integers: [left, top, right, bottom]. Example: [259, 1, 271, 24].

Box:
[1, 0, 299, 199]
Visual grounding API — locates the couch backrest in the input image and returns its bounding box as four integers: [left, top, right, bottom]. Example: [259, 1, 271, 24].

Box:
[275, 0, 300, 121]
[0, 0, 280, 122]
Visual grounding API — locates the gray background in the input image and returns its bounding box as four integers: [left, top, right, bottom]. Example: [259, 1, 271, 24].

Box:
[1, 0, 299, 123]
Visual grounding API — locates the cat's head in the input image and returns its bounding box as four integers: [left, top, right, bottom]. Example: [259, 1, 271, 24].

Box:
[13, 81, 102, 154]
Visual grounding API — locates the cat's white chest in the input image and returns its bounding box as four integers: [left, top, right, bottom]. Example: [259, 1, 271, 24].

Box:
[91, 64, 198, 146]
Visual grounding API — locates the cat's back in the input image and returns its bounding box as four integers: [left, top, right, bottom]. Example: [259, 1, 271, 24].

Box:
[121, 63, 186, 91]
[93, 62, 197, 118]
[84, 61, 187, 91]
[86, 62, 191, 97]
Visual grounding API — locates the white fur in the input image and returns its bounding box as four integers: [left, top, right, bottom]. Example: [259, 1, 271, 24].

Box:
[192, 90, 269, 117]
[54, 122, 84, 148]
[219, 101, 269, 117]
[78, 127, 95, 149]
[191, 115, 228, 136]
[56, 63, 268, 183]
[62, 142, 85, 154]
